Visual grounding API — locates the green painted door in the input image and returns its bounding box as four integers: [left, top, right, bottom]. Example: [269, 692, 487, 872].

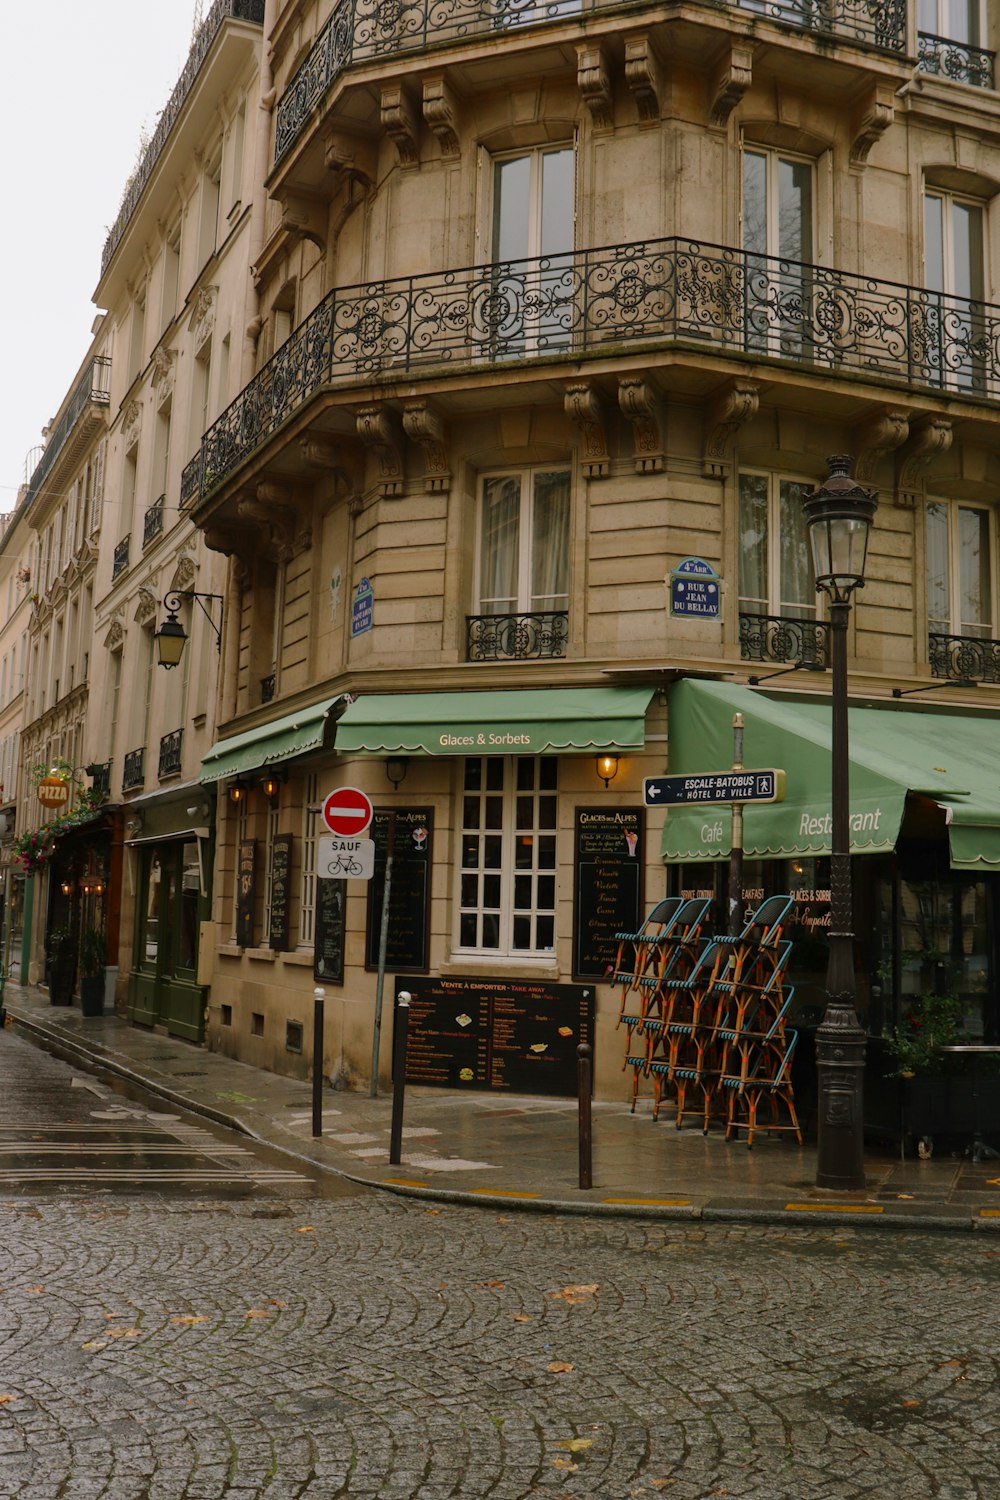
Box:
[128, 841, 207, 1041]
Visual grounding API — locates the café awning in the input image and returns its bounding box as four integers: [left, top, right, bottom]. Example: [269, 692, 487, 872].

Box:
[200, 694, 346, 783]
[335, 685, 656, 756]
[661, 679, 1000, 870]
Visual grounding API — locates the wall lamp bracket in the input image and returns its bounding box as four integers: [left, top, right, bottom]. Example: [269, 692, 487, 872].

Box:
[748, 662, 828, 687]
[892, 679, 977, 698]
[156, 589, 224, 668]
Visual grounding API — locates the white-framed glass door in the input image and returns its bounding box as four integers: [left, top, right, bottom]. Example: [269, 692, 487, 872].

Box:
[742, 148, 814, 359]
[924, 190, 987, 391]
[456, 756, 557, 957]
[926, 499, 994, 639]
[488, 146, 574, 356]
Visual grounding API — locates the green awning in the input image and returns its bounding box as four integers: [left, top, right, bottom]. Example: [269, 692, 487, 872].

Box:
[335, 686, 656, 756]
[200, 695, 345, 783]
[662, 679, 1000, 870]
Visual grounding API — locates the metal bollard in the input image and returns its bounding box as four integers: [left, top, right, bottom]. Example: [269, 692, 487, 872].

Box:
[577, 1041, 593, 1190]
[389, 991, 411, 1166]
[312, 987, 326, 1138]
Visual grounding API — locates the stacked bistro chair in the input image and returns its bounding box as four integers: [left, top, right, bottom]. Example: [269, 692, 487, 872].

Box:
[623, 893, 802, 1148]
[614, 897, 711, 1110]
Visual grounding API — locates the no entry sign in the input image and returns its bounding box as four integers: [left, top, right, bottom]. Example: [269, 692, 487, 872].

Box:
[322, 786, 374, 837]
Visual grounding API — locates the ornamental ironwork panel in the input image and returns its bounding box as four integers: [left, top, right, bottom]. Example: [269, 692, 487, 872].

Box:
[273, 0, 905, 164]
[123, 747, 146, 793]
[200, 237, 1000, 499]
[158, 728, 184, 779]
[180, 451, 203, 508]
[917, 31, 995, 88]
[928, 632, 1000, 683]
[467, 611, 569, 661]
[112, 535, 131, 580]
[739, 612, 830, 668]
[143, 495, 165, 548]
[25, 356, 111, 506]
[88, 762, 112, 798]
[260, 673, 276, 704]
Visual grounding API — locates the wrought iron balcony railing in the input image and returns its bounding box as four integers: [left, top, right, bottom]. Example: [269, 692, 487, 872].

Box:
[197, 237, 1000, 502]
[143, 494, 165, 548]
[158, 728, 184, 779]
[929, 631, 1000, 683]
[739, 611, 830, 668]
[917, 31, 995, 88]
[467, 610, 569, 661]
[260, 673, 276, 704]
[180, 451, 203, 508]
[112, 535, 131, 580]
[123, 747, 146, 792]
[87, 761, 112, 799]
[101, 0, 265, 276]
[25, 357, 111, 506]
[275, 0, 906, 164]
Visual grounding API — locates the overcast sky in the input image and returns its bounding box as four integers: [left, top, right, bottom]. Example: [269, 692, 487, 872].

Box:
[0, 2, 200, 514]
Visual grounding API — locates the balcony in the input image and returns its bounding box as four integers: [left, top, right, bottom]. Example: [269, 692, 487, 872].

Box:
[143, 494, 165, 548]
[25, 357, 111, 507]
[739, 612, 830, 669]
[196, 237, 1000, 503]
[260, 673, 276, 704]
[123, 747, 146, 793]
[112, 535, 131, 580]
[917, 32, 995, 88]
[158, 728, 184, 779]
[101, 0, 265, 275]
[274, 0, 906, 165]
[467, 611, 569, 661]
[86, 761, 112, 799]
[929, 632, 1000, 684]
[180, 451, 203, 508]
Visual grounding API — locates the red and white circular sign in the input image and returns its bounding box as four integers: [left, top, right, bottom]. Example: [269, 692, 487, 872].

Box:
[322, 786, 374, 837]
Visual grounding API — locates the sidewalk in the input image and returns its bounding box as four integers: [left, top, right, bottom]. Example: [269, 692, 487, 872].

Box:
[4, 981, 1000, 1233]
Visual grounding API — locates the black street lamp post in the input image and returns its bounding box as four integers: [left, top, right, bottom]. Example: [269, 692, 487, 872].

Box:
[802, 455, 878, 1192]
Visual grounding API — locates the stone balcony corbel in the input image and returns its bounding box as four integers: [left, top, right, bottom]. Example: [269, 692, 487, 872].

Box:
[624, 35, 662, 124]
[357, 406, 406, 497]
[702, 378, 759, 478]
[402, 401, 451, 493]
[851, 408, 909, 483]
[577, 44, 614, 132]
[381, 85, 421, 168]
[850, 83, 896, 167]
[237, 481, 311, 557]
[618, 377, 665, 473]
[422, 77, 462, 158]
[895, 416, 952, 508]
[564, 382, 611, 478]
[324, 125, 377, 188]
[710, 44, 753, 127]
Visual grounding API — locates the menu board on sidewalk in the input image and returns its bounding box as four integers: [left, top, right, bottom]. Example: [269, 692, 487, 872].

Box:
[269, 834, 292, 952]
[573, 807, 644, 981]
[236, 839, 256, 949]
[396, 976, 593, 1096]
[365, 808, 432, 973]
[313, 877, 345, 985]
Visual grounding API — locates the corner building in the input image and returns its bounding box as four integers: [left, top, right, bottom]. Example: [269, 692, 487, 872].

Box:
[183, 0, 1000, 1112]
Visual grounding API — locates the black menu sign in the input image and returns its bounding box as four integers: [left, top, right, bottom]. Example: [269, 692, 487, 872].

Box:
[573, 807, 644, 981]
[269, 834, 292, 952]
[313, 878, 345, 985]
[236, 839, 256, 949]
[397, 976, 593, 1097]
[365, 808, 432, 973]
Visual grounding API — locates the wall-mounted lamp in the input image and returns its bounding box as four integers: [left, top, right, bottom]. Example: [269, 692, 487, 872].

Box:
[155, 588, 224, 668]
[228, 780, 248, 806]
[596, 754, 620, 788]
[385, 758, 408, 788]
[260, 772, 283, 805]
[60, 879, 74, 896]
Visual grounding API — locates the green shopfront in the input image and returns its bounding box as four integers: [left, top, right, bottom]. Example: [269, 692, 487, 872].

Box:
[663, 680, 1000, 1147]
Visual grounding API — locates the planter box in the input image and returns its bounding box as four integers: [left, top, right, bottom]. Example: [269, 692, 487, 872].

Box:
[79, 975, 104, 1017]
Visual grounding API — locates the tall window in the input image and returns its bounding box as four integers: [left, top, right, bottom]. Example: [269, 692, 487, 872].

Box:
[478, 468, 570, 618]
[925, 189, 986, 389]
[490, 146, 574, 353]
[919, 0, 983, 45]
[926, 500, 993, 638]
[457, 756, 557, 956]
[742, 148, 814, 357]
[738, 472, 815, 619]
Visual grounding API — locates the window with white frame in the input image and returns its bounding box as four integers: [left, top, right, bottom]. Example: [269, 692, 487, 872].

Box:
[742, 146, 814, 357]
[488, 145, 574, 354]
[926, 499, 995, 639]
[919, 0, 984, 45]
[478, 468, 570, 620]
[924, 187, 986, 389]
[457, 756, 557, 956]
[738, 471, 816, 620]
[300, 771, 320, 949]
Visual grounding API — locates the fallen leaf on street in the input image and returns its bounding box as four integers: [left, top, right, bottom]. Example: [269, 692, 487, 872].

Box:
[546, 1361, 575, 1373]
[170, 1316, 209, 1326]
[552, 1458, 578, 1471]
[555, 1439, 593, 1452]
[425, 1209, 441, 1216]
[478, 1280, 506, 1288]
[0, 1395, 16, 1404]
[513, 1314, 532, 1323]
[26, 1286, 44, 1294]
[295, 1226, 315, 1234]
[245, 1309, 271, 1319]
[549, 1284, 598, 1304]
[896, 1194, 914, 1200]
[269, 1299, 288, 1308]
[940, 1358, 967, 1369]
[901, 1399, 922, 1409]
[80, 1341, 108, 1352]
[105, 1327, 142, 1339]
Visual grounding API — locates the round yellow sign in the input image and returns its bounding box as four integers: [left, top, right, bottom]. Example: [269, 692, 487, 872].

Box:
[37, 777, 70, 808]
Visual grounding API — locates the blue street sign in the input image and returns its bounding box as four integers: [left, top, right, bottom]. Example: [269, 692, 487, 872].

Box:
[351, 577, 374, 637]
[670, 557, 721, 619]
[644, 770, 785, 806]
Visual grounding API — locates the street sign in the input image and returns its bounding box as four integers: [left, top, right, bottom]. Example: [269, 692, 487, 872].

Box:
[322, 786, 374, 837]
[318, 836, 375, 880]
[670, 557, 721, 619]
[644, 770, 785, 806]
[351, 577, 374, 637]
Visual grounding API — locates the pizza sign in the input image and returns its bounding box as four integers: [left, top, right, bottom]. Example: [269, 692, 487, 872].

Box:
[37, 777, 70, 809]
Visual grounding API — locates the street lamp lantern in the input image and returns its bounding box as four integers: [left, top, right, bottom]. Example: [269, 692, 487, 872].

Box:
[155, 608, 188, 669]
[802, 454, 878, 1193]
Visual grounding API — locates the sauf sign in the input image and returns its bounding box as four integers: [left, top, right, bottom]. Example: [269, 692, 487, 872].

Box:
[318, 787, 376, 880]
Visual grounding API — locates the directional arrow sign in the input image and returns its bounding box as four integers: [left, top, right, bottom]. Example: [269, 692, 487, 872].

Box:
[643, 770, 785, 806]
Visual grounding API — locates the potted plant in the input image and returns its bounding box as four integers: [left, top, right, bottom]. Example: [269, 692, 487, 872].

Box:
[45, 925, 76, 1007]
[882, 982, 963, 1157]
[78, 926, 106, 1017]
[883, 986, 960, 1078]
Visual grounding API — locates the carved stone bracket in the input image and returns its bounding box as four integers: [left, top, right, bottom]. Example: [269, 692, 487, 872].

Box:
[564, 382, 611, 478]
[618, 377, 665, 473]
[577, 44, 614, 132]
[122, 399, 142, 453]
[103, 619, 125, 651]
[402, 401, 451, 493]
[324, 126, 377, 188]
[850, 83, 895, 167]
[151, 346, 177, 409]
[703, 378, 759, 477]
[852, 408, 909, 483]
[189, 285, 217, 354]
[624, 36, 662, 123]
[278, 193, 327, 253]
[710, 44, 752, 127]
[202, 523, 255, 573]
[381, 85, 420, 168]
[237, 482, 311, 557]
[357, 406, 406, 497]
[422, 77, 461, 158]
[170, 554, 197, 593]
[895, 416, 953, 507]
[133, 587, 158, 625]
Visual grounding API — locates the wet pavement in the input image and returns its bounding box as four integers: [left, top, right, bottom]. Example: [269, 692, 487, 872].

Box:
[5, 981, 1000, 1232]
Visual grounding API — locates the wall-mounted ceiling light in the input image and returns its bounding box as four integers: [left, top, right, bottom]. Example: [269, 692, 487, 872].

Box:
[596, 754, 620, 788]
[228, 781, 248, 806]
[385, 758, 408, 788]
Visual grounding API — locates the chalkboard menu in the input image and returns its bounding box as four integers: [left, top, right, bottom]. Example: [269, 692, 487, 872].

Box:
[573, 807, 644, 981]
[313, 878, 345, 985]
[365, 808, 432, 973]
[236, 839, 256, 949]
[269, 834, 292, 952]
[397, 976, 593, 1097]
